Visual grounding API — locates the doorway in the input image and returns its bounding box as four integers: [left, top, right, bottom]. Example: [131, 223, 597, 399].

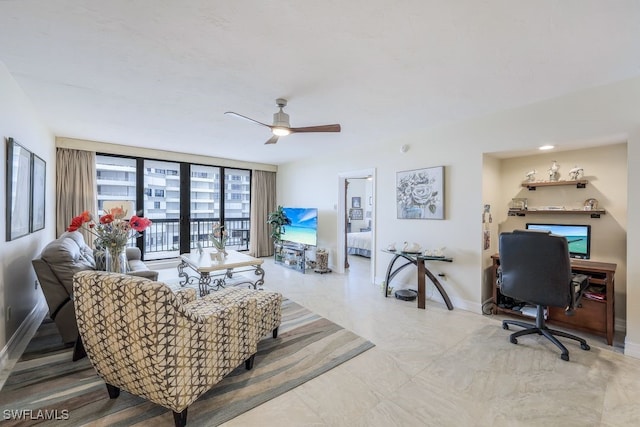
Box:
[337, 168, 376, 282]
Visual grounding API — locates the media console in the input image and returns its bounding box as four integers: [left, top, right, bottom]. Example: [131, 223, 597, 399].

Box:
[491, 254, 616, 345]
[274, 242, 308, 273]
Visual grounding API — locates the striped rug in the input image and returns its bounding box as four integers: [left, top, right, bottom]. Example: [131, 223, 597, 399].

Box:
[0, 299, 374, 426]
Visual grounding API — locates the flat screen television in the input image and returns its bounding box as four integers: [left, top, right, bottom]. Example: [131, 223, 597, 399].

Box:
[525, 223, 591, 259]
[282, 207, 318, 246]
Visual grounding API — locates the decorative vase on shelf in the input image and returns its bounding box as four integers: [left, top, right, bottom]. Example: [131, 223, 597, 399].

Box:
[105, 245, 128, 274]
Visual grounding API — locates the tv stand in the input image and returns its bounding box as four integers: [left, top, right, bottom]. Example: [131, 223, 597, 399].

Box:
[491, 254, 616, 345]
[274, 242, 308, 273]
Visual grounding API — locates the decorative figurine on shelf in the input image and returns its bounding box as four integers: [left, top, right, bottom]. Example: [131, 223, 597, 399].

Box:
[569, 165, 584, 180]
[424, 247, 446, 257]
[548, 160, 560, 181]
[584, 198, 599, 211]
[525, 169, 537, 182]
[402, 242, 421, 253]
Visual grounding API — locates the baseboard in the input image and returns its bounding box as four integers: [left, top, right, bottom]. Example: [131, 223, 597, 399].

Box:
[0, 300, 48, 380]
[624, 339, 640, 359]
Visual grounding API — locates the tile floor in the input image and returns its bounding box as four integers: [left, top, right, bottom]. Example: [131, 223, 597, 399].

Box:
[158, 255, 640, 426]
[4, 255, 639, 426]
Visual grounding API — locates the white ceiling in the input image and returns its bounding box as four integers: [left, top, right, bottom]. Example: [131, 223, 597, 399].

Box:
[1, 1, 639, 165]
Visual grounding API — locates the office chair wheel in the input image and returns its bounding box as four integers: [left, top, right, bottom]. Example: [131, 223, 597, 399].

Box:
[581, 343, 591, 351]
[510, 336, 517, 344]
[561, 353, 569, 362]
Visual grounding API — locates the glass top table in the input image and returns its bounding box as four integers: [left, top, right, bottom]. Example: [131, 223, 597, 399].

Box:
[178, 249, 265, 296]
[381, 249, 454, 310]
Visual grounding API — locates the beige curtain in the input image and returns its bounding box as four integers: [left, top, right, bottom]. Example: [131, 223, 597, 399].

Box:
[56, 148, 97, 243]
[250, 170, 276, 257]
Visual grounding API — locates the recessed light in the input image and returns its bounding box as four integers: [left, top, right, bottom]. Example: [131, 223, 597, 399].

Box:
[539, 145, 555, 151]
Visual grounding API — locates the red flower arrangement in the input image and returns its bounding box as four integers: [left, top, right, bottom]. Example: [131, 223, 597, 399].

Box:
[67, 206, 152, 250]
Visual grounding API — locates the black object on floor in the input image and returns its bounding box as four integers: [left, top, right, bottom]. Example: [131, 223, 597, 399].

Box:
[394, 289, 417, 301]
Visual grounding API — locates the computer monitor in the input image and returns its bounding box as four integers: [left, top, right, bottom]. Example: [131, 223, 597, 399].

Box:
[525, 223, 591, 259]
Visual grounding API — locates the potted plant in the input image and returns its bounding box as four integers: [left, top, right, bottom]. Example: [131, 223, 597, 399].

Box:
[267, 205, 291, 244]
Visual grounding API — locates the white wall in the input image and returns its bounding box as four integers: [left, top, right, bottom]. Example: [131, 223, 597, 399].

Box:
[278, 76, 640, 357]
[0, 62, 55, 351]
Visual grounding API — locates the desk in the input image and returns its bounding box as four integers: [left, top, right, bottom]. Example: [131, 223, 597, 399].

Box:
[382, 250, 454, 310]
[491, 254, 616, 345]
[178, 250, 264, 296]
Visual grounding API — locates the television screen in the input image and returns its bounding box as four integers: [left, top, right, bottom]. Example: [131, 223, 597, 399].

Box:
[525, 223, 591, 259]
[282, 207, 318, 246]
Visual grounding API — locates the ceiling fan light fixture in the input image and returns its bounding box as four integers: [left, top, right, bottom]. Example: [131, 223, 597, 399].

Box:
[272, 127, 291, 136]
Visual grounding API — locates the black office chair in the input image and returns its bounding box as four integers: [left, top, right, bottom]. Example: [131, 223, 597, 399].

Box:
[498, 230, 591, 361]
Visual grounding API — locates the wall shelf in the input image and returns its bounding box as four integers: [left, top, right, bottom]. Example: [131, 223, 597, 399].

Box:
[511, 178, 602, 217]
[508, 208, 605, 218]
[522, 179, 588, 190]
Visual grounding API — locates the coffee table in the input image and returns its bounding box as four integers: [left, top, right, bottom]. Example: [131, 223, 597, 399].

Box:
[177, 249, 265, 296]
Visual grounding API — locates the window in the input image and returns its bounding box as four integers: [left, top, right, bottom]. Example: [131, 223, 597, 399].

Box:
[97, 154, 251, 260]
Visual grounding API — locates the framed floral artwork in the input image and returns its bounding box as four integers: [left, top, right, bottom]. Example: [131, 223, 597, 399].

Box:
[396, 166, 444, 219]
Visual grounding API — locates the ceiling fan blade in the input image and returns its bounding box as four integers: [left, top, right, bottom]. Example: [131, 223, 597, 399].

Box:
[265, 135, 279, 145]
[225, 111, 271, 128]
[289, 124, 341, 133]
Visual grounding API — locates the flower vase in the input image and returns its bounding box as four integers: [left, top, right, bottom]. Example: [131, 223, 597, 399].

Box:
[210, 250, 226, 263]
[105, 245, 127, 274]
[402, 206, 423, 219]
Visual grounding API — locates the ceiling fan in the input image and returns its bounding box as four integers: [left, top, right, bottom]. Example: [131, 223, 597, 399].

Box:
[225, 98, 341, 144]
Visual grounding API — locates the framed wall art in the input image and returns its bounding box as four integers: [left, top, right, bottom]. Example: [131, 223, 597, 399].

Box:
[349, 208, 364, 220]
[31, 153, 46, 232]
[396, 166, 444, 220]
[352, 196, 361, 208]
[6, 137, 32, 240]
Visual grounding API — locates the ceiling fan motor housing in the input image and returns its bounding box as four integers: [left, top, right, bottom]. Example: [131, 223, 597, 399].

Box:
[273, 110, 290, 128]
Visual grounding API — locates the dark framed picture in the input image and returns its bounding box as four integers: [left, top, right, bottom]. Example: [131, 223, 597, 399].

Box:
[6, 137, 32, 240]
[352, 197, 361, 208]
[31, 153, 46, 232]
[396, 166, 444, 219]
[349, 208, 363, 220]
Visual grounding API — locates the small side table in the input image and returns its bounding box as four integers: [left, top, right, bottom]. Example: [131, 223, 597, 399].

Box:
[381, 249, 454, 310]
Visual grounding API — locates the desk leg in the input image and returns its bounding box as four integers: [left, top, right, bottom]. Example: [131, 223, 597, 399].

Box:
[424, 267, 454, 310]
[384, 255, 415, 297]
[417, 260, 426, 309]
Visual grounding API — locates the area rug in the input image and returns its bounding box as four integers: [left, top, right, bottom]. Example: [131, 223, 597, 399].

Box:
[0, 299, 374, 426]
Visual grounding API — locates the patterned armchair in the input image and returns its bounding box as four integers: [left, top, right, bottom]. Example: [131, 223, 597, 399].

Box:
[73, 271, 258, 427]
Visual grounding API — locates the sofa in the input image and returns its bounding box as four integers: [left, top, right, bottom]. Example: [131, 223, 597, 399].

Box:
[73, 271, 282, 427]
[32, 231, 158, 343]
